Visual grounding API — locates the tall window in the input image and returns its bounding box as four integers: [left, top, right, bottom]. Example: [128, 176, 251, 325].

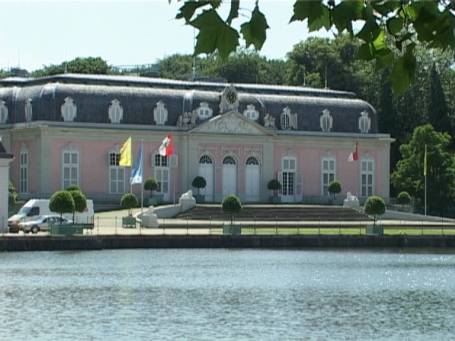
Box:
[109, 152, 125, 194]
[154, 154, 169, 194]
[282, 156, 296, 197]
[321, 157, 336, 196]
[360, 158, 374, 197]
[62, 149, 79, 189]
[280, 110, 290, 130]
[19, 148, 28, 193]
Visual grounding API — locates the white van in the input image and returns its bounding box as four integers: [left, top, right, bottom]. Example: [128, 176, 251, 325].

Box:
[8, 199, 94, 227]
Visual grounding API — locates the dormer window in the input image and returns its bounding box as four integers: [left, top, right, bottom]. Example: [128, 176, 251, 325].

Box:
[154, 101, 168, 125]
[108, 99, 123, 124]
[0, 100, 8, 124]
[196, 102, 213, 120]
[358, 111, 371, 134]
[61, 97, 77, 122]
[243, 104, 259, 121]
[280, 107, 297, 130]
[25, 98, 33, 122]
[320, 109, 333, 132]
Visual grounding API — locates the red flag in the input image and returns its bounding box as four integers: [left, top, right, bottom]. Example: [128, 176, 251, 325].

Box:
[159, 134, 173, 157]
[348, 142, 358, 162]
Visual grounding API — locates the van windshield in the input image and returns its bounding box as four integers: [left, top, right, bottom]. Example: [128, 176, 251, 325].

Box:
[17, 206, 40, 216]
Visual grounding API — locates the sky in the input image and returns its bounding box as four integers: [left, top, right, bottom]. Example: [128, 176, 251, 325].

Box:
[0, 0, 331, 71]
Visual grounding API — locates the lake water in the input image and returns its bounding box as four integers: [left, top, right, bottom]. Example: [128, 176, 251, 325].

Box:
[0, 249, 455, 340]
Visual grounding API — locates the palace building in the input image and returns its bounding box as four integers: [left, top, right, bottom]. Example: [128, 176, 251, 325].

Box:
[0, 74, 392, 204]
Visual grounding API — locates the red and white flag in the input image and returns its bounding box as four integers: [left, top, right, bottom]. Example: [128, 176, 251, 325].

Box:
[159, 134, 173, 157]
[348, 142, 359, 162]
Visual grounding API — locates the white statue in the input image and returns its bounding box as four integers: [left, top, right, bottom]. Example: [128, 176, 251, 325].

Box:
[264, 113, 276, 129]
[343, 191, 360, 209]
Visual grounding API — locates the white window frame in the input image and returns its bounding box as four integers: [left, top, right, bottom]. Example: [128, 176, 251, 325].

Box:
[360, 158, 375, 197]
[281, 156, 297, 197]
[108, 151, 126, 194]
[321, 157, 336, 196]
[61, 148, 79, 189]
[19, 147, 29, 194]
[280, 109, 291, 130]
[153, 154, 169, 195]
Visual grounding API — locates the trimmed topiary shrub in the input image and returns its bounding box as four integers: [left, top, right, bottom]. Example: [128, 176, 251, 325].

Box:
[328, 180, 342, 200]
[222, 195, 242, 225]
[397, 191, 411, 205]
[192, 176, 207, 195]
[49, 191, 75, 218]
[66, 185, 81, 192]
[364, 195, 386, 226]
[267, 179, 281, 195]
[144, 178, 159, 198]
[69, 190, 87, 222]
[121, 193, 138, 216]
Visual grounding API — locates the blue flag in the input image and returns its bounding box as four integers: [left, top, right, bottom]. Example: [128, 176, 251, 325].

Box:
[130, 143, 143, 185]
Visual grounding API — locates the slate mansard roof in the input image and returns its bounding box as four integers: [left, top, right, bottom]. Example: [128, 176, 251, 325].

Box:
[0, 73, 378, 134]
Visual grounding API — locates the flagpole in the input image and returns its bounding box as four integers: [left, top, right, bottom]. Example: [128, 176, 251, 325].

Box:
[424, 144, 427, 216]
[130, 138, 133, 194]
[141, 140, 144, 219]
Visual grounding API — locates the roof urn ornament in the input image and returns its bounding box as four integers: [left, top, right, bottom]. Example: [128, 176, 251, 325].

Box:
[108, 99, 123, 124]
[219, 84, 239, 114]
[320, 109, 333, 132]
[358, 111, 371, 134]
[61, 97, 77, 122]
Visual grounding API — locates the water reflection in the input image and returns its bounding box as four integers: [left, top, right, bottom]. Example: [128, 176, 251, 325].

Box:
[0, 249, 454, 340]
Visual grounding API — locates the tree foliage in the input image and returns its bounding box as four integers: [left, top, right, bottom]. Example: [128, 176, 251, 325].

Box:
[144, 178, 159, 197]
[174, 0, 455, 94]
[222, 194, 242, 224]
[32, 57, 111, 77]
[397, 191, 412, 205]
[121, 193, 138, 215]
[328, 180, 342, 198]
[49, 191, 75, 218]
[8, 181, 17, 206]
[192, 176, 207, 194]
[364, 195, 386, 217]
[392, 124, 455, 215]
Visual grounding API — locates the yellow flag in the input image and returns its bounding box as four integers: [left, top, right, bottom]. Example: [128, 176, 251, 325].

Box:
[423, 144, 427, 176]
[119, 137, 132, 167]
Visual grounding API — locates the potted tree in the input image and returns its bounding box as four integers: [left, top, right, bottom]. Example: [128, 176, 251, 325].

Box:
[364, 195, 386, 235]
[68, 190, 89, 234]
[222, 194, 242, 235]
[192, 176, 206, 203]
[328, 180, 342, 204]
[267, 179, 281, 203]
[144, 178, 159, 206]
[66, 185, 81, 192]
[121, 193, 138, 228]
[396, 191, 412, 212]
[49, 190, 75, 235]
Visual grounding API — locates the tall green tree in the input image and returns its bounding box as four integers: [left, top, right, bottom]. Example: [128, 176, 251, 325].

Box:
[392, 124, 455, 215]
[32, 57, 111, 77]
[429, 64, 452, 134]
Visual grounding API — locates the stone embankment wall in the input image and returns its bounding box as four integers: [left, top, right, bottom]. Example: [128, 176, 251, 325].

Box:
[2, 235, 455, 252]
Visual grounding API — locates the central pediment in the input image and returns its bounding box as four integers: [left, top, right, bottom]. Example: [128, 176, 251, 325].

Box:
[190, 112, 274, 136]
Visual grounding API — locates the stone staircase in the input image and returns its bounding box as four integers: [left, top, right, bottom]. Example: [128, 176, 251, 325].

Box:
[176, 205, 371, 222]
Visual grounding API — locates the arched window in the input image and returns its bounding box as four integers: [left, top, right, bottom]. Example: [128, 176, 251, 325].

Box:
[0, 100, 8, 124]
[223, 156, 236, 165]
[108, 99, 123, 124]
[246, 156, 259, 165]
[199, 155, 213, 164]
[280, 108, 291, 130]
[320, 109, 333, 132]
[358, 111, 371, 133]
[154, 101, 168, 125]
[196, 102, 213, 120]
[25, 98, 33, 122]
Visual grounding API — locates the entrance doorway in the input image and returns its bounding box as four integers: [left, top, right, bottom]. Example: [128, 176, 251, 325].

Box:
[245, 157, 260, 201]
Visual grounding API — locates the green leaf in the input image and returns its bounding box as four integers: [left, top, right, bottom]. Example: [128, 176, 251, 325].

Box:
[387, 17, 404, 35]
[191, 9, 239, 59]
[357, 43, 374, 60]
[226, 0, 239, 24]
[176, 1, 210, 22]
[389, 50, 416, 94]
[372, 30, 387, 51]
[240, 6, 270, 50]
[331, 0, 364, 34]
[291, 0, 331, 31]
[356, 5, 380, 42]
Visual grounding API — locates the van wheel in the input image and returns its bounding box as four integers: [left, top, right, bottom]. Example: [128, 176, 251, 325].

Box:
[31, 226, 39, 234]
